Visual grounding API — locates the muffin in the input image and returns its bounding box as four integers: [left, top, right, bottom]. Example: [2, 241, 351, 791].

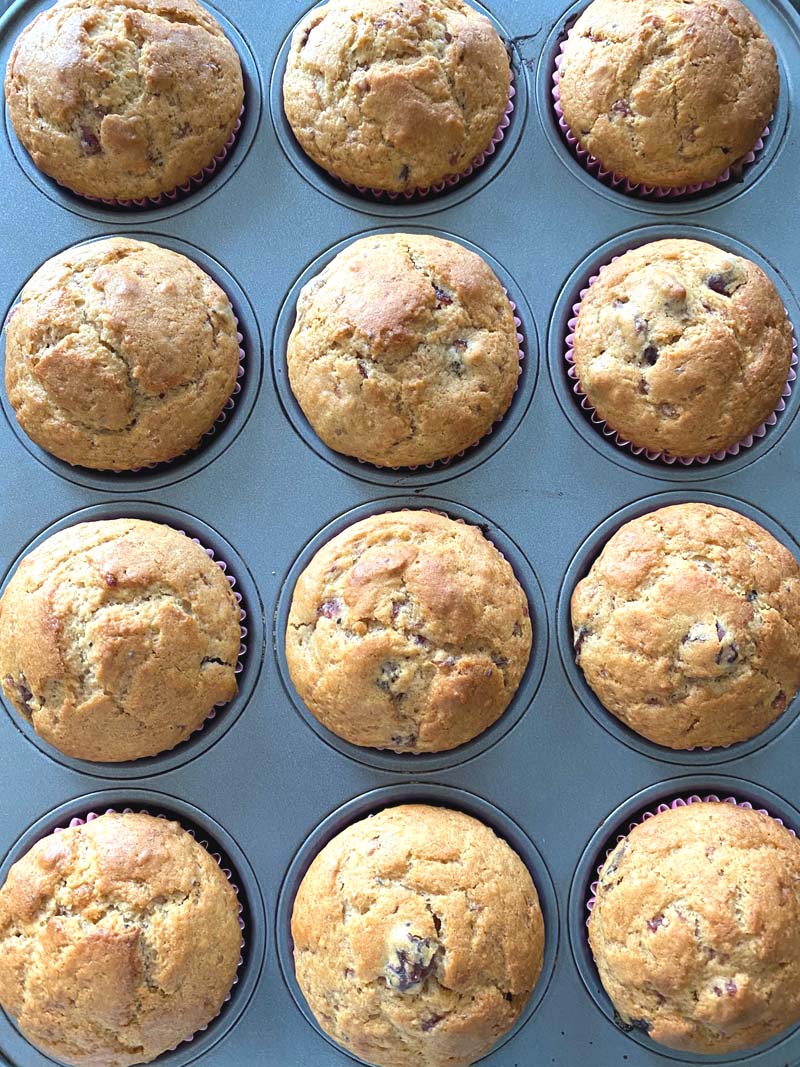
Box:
[557, 0, 778, 189]
[292, 804, 544, 1067]
[0, 518, 241, 762]
[571, 240, 793, 460]
[571, 503, 800, 749]
[589, 801, 800, 1054]
[0, 811, 242, 1066]
[5, 238, 241, 471]
[286, 510, 531, 753]
[283, 0, 511, 194]
[5, 0, 244, 202]
[287, 234, 520, 468]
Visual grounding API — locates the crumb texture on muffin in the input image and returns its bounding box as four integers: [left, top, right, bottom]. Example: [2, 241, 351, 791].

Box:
[5, 238, 241, 471]
[288, 233, 520, 468]
[558, 0, 779, 188]
[5, 0, 244, 200]
[283, 0, 511, 192]
[571, 503, 800, 749]
[0, 811, 242, 1067]
[572, 239, 793, 459]
[589, 802, 800, 1054]
[0, 518, 241, 762]
[286, 510, 532, 753]
[292, 804, 544, 1067]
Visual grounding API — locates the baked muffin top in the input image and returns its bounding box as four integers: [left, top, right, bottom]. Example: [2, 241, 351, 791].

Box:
[571, 503, 800, 749]
[0, 518, 241, 762]
[5, 0, 244, 201]
[292, 803, 544, 1067]
[287, 233, 520, 468]
[0, 811, 242, 1067]
[283, 0, 511, 193]
[589, 802, 800, 1054]
[558, 0, 778, 188]
[572, 239, 793, 459]
[286, 509, 532, 753]
[5, 237, 241, 471]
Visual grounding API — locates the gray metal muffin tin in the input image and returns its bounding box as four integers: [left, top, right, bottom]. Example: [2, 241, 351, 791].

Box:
[0, 0, 799, 1064]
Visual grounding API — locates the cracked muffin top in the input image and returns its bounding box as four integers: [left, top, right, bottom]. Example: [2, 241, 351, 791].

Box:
[589, 802, 800, 1054]
[282, 0, 511, 193]
[572, 240, 793, 460]
[5, 0, 243, 201]
[287, 233, 520, 468]
[571, 503, 800, 750]
[286, 509, 532, 753]
[0, 518, 241, 762]
[557, 0, 778, 189]
[292, 803, 545, 1067]
[5, 237, 241, 471]
[0, 811, 242, 1067]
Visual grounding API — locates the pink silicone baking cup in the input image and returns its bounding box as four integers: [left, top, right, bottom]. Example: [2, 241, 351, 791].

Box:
[586, 793, 796, 925]
[54, 107, 243, 209]
[355, 292, 525, 472]
[565, 255, 798, 465]
[52, 808, 245, 1050]
[339, 76, 515, 201]
[552, 40, 768, 199]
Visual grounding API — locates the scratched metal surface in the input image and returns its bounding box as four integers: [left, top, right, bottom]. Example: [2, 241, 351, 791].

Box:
[0, 1, 799, 1065]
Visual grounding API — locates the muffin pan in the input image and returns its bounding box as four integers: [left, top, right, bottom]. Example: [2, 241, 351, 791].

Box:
[1, 0, 800, 1064]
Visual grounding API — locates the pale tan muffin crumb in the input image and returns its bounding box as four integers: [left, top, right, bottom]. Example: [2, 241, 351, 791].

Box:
[0, 518, 242, 762]
[571, 503, 800, 749]
[286, 509, 532, 753]
[292, 804, 545, 1067]
[589, 802, 800, 1054]
[0, 811, 242, 1067]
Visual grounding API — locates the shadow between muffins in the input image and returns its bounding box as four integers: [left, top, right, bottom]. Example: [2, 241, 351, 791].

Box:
[568, 774, 800, 1065]
[275, 782, 559, 1067]
[557, 488, 800, 767]
[0, 500, 265, 780]
[274, 496, 548, 774]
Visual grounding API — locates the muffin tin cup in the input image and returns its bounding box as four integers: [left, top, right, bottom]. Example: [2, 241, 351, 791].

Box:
[551, 38, 769, 201]
[269, 0, 529, 218]
[272, 225, 538, 487]
[275, 782, 559, 1067]
[563, 252, 798, 467]
[548, 223, 800, 481]
[0, 232, 263, 493]
[569, 775, 800, 1064]
[0, 789, 267, 1067]
[557, 488, 800, 766]
[0, 501, 264, 780]
[274, 495, 548, 774]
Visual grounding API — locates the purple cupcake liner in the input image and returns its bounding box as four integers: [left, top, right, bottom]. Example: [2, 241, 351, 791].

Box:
[586, 793, 795, 925]
[340, 76, 515, 201]
[356, 292, 525, 473]
[52, 807, 245, 1050]
[565, 254, 798, 465]
[54, 106, 244, 209]
[551, 40, 768, 199]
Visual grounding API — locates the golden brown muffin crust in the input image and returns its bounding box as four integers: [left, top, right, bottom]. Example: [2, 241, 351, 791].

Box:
[571, 503, 800, 749]
[0, 518, 241, 762]
[0, 812, 242, 1067]
[5, 0, 244, 200]
[283, 0, 511, 192]
[5, 238, 241, 471]
[572, 239, 793, 459]
[286, 510, 532, 753]
[292, 804, 545, 1067]
[288, 233, 520, 468]
[589, 802, 800, 1054]
[558, 0, 778, 188]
